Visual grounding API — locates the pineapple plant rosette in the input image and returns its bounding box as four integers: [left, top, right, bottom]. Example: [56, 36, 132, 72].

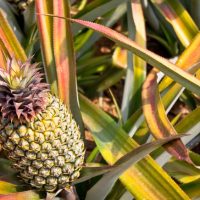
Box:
[0, 58, 85, 192]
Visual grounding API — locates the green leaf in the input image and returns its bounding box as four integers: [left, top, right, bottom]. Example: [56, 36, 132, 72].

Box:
[77, 55, 111, 74]
[134, 59, 200, 147]
[36, 0, 83, 132]
[164, 159, 200, 183]
[159, 26, 200, 93]
[0, 10, 26, 62]
[190, 0, 200, 28]
[52, 0, 83, 132]
[94, 67, 125, 93]
[142, 69, 191, 163]
[105, 181, 127, 200]
[108, 89, 123, 125]
[86, 135, 182, 200]
[181, 178, 200, 199]
[152, 1, 200, 105]
[23, 24, 38, 57]
[121, 0, 146, 120]
[152, 0, 198, 47]
[176, 106, 200, 133]
[77, 3, 127, 57]
[86, 146, 99, 163]
[68, 18, 200, 96]
[73, 0, 128, 34]
[155, 106, 200, 165]
[0, 1, 23, 41]
[189, 151, 200, 166]
[79, 94, 189, 200]
[35, 0, 58, 95]
[74, 164, 116, 185]
[38, 15, 200, 96]
[0, 159, 19, 184]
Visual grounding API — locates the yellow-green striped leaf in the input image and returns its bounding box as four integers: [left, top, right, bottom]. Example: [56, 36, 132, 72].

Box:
[80, 94, 189, 200]
[142, 69, 191, 163]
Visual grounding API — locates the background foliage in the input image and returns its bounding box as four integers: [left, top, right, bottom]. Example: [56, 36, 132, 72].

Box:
[0, 0, 200, 199]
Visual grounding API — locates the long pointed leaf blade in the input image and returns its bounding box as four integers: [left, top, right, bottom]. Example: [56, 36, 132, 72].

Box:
[136, 62, 200, 149]
[142, 69, 191, 163]
[52, 0, 83, 132]
[129, 0, 146, 113]
[86, 135, 182, 200]
[69, 18, 200, 96]
[152, 0, 198, 47]
[153, 105, 200, 165]
[134, 34, 200, 145]
[164, 159, 200, 183]
[154, 0, 200, 92]
[73, 0, 128, 34]
[35, 0, 58, 95]
[121, 0, 147, 120]
[0, 1, 23, 41]
[74, 165, 116, 184]
[53, 0, 71, 105]
[36, 15, 200, 95]
[181, 178, 200, 199]
[38, 13, 200, 95]
[80, 94, 189, 200]
[0, 10, 26, 62]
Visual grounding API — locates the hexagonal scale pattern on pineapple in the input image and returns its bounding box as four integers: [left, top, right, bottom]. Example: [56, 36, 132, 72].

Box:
[0, 95, 85, 192]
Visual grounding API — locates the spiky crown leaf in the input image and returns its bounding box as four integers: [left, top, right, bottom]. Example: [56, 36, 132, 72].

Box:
[0, 58, 49, 123]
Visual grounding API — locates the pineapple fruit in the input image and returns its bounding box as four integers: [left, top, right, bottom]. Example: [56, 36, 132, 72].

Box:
[7, 0, 34, 11]
[0, 59, 85, 192]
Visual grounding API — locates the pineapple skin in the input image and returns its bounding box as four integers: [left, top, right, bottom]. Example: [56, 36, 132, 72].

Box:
[0, 94, 85, 192]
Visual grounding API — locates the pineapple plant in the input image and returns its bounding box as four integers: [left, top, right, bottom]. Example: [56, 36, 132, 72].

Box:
[7, 0, 34, 11]
[0, 0, 200, 199]
[0, 58, 85, 192]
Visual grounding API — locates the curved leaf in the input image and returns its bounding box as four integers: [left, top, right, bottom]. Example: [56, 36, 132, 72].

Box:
[68, 18, 200, 96]
[155, 106, 200, 166]
[0, 10, 26, 62]
[80, 94, 189, 200]
[181, 178, 200, 199]
[36, 14, 200, 96]
[86, 135, 182, 200]
[152, 0, 198, 47]
[164, 159, 200, 184]
[142, 69, 191, 163]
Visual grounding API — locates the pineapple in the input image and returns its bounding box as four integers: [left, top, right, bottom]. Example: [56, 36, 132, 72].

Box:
[0, 58, 85, 192]
[7, 0, 34, 11]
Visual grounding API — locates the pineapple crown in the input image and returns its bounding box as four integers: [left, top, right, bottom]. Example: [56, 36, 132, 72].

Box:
[0, 58, 49, 123]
